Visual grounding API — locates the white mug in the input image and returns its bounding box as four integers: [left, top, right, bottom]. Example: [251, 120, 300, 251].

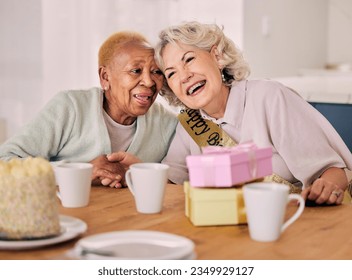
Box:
[243, 182, 305, 242]
[53, 162, 93, 208]
[125, 163, 169, 214]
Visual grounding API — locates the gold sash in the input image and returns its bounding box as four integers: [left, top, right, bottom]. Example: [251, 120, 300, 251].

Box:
[178, 109, 302, 194]
[178, 108, 234, 147]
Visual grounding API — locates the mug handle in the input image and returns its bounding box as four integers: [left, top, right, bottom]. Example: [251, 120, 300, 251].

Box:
[281, 193, 305, 232]
[125, 170, 135, 196]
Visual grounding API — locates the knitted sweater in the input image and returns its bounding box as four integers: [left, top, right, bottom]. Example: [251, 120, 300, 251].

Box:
[0, 87, 177, 163]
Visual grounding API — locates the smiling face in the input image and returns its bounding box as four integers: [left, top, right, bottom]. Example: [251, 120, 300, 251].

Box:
[162, 42, 230, 118]
[100, 43, 164, 125]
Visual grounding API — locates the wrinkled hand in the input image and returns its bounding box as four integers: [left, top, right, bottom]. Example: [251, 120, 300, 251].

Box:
[90, 154, 125, 188]
[301, 178, 345, 205]
[91, 152, 142, 188]
[106, 151, 141, 167]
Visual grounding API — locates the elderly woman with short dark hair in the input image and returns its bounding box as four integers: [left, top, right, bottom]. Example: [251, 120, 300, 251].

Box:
[0, 31, 177, 188]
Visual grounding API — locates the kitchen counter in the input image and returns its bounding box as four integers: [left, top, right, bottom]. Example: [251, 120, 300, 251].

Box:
[275, 75, 352, 104]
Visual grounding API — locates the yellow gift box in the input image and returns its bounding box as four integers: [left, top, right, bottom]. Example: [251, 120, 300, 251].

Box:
[184, 181, 247, 226]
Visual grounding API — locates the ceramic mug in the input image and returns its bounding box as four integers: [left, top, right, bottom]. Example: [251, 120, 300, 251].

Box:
[125, 163, 169, 214]
[243, 182, 305, 242]
[53, 162, 93, 208]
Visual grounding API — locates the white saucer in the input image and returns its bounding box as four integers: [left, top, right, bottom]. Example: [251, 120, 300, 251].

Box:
[0, 215, 87, 250]
[72, 230, 195, 260]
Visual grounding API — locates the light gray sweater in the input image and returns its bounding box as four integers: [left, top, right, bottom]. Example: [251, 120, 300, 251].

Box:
[0, 88, 178, 163]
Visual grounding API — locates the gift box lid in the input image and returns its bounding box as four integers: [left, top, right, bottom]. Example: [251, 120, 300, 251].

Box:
[186, 145, 272, 167]
[186, 153, 237, 167]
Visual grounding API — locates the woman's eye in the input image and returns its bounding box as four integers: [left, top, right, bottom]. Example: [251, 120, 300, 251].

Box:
[185, 56, 194, 63]
[152, 69, 163, 76]
[131, 69, 142, 74]
[166, 72, 175, 79]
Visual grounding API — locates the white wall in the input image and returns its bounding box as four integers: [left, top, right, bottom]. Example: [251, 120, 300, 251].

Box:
[327, 0, 352, 65]
[243, 0, 328, 78]
[0, 0, 42, 139]
[41, 0, 98, 104]
[1, 0, 352, 141]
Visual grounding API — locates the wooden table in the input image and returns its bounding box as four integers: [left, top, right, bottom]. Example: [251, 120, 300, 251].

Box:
[1, 184, 352, 260]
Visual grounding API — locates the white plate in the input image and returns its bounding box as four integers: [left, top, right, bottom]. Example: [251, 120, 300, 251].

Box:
[0, 215, 87, 250]
[72, 230, 195, 260]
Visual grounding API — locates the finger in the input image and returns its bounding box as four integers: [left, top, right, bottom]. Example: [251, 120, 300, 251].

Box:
[95, 169, 121, 181]
[301, 187, 310, 201]
[109, 180, 120, 188]
[101, 174, 123, 186]
[316, 184, 341, 204]
[307, 179, 325, 201]
[328, 189, 344, 205]
[326, 191, 339, 205]
[110, 181, 122, 188]
[106, 151, 126, 162]
[315, 189, 331, 204]
[101, 178, 113, 186]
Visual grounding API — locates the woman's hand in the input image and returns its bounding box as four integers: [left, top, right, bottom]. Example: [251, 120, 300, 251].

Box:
[106, 151, 141, 167]
[90, 152, 142, 188]
[301, 167, 347, 205]
[90, 154, 126, 188]
[301, 178, 345, 205]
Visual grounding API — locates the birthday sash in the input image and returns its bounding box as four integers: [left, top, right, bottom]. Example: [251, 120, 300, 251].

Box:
[178, 108, 234, 147]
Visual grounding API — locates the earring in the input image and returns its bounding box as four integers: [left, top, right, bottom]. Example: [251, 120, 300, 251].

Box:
[221, 71, 226, 83]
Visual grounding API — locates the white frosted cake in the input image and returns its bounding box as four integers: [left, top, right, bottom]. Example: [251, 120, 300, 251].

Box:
[0, 157, 61, 240]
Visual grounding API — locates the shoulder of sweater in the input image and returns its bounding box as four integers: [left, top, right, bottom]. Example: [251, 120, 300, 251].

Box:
[54, 87, 102, 102]
[246, 79, 302, 101]
[247, 79, 286, 93]
[47, 87, 103, 112]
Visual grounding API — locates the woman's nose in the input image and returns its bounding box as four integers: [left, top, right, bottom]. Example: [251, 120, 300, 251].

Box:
[180, 69, 193, 83]
[140, 71, 155, 87]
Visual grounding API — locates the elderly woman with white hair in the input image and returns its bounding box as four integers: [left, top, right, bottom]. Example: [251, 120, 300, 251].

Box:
[154, 21, 352, 205]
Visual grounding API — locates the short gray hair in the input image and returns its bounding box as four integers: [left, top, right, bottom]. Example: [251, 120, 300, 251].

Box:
[155, 21, 250, 107]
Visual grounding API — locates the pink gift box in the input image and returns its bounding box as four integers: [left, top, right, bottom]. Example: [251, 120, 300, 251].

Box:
[186, 142, 273, 187]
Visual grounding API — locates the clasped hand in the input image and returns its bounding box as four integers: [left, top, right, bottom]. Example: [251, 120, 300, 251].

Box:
[90, 152, 141, 188]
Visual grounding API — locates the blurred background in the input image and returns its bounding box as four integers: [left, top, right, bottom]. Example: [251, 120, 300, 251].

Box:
[0, 0, 351, 148]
